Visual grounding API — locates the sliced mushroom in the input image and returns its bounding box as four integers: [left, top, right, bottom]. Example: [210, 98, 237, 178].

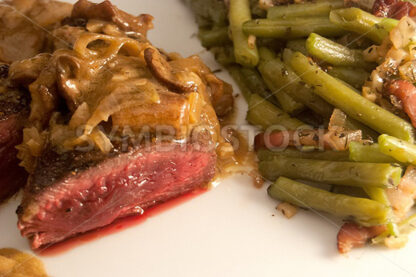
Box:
[8, 53, 51, 87]
[204, 73, 234, 117]
[71, 0, 153, 36]
[28, 65, 59, 127]
[56, 54, 82, 112]
[144, 48, 196, 93]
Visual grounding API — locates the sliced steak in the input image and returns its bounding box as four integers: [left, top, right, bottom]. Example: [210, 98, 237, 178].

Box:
[0, 85, 29, 202]
[17, 142, 216, 249]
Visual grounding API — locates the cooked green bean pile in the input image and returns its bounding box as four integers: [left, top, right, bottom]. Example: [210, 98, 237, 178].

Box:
[188, 0, 416, 252]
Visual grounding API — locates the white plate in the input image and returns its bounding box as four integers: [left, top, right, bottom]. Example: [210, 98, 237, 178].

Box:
[1, 1, 416, 276]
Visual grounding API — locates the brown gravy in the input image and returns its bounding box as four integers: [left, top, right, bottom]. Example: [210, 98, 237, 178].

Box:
[217, 108, 263, 188]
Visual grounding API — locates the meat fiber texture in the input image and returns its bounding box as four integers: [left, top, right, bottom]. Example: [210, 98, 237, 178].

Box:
[0, 88, 28, 202]
[17, 142, 216, 249]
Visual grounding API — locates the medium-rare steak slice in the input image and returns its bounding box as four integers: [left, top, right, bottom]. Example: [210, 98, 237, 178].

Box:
[0, 73, 29, 202]
[17, 142, 216, 249]
[12, 0, 234, 249]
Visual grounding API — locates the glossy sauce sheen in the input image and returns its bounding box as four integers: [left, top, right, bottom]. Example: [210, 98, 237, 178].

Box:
[1, 0, 259, 254]
[218, 111, 263, 188]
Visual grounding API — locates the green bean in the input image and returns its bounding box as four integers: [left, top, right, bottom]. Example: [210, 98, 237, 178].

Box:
[242, 68, 281, 106]
[229, 0, 259, 67]
[349, 142, 399, 163]
[228, 66, 280, 105]
[344, 118, 380, 141]
[243, 17, 346, 39]
[273, 91, 305, 115]
[373, 214, 416, 244]
[258, 48, 305, 114]
[259, 70, 305, 115]
[257, 148, 350, 161]
[268, 177, 389, 226]
[329, 8, 398, 44]
[306, 33, 373, 68]
[267, 0, 344, 19]
[327, 66, 370, 89]
[364, 187, 399, 236]
[286, 39, 308, 56]
[247, 94, 306, 130]
[379, 134, 416, 165]
[331, 186, 367, 198]
[259, 55, 333, 118]
[364, 187, 391, 209]
[240, 67, 270, 99]
[282, 49, 377, 140]
[198, 27, 230, 48]
[227, 66, 253, 101]
[258, 46, 276, 61]
[249, 0, 266, 18]
[187, 0, 228, 28]
[289, 52, 415, 142]
[260, 156, 402, 188]
[210, 46, 235, 66]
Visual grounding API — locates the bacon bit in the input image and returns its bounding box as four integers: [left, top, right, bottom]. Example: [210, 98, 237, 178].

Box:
[254, 130, 321, 151]
[385, 79, 416, 128]
[337, 222, 386, 254]
[372, 0, 416, 19]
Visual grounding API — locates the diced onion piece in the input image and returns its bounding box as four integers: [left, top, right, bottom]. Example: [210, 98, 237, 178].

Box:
[399, 61, 416, 83]
[362, 86, 377, 102]
[90, 129, 113, 153]
[324, 130, 363, 151]
[363, 45, 380, 63]
[69, 102, 90, 129]
[25, 139, 43, 157]
[248, 35, 256, 50]
[21, 127, 44, 157]
[258, 0, 273, 10]
[387, 166, 416, 218]
[277, 202, 298, 219]
[328, 108, 347, 132]
[16, 127, 46, 173]
[386, 48, 409, 65]
[390, 17, 416, 50]
[217, 142, 235, 159]
[384, 235, 409, 249]
[409, 42, 416, 57]
[326, 109, 364, 150]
